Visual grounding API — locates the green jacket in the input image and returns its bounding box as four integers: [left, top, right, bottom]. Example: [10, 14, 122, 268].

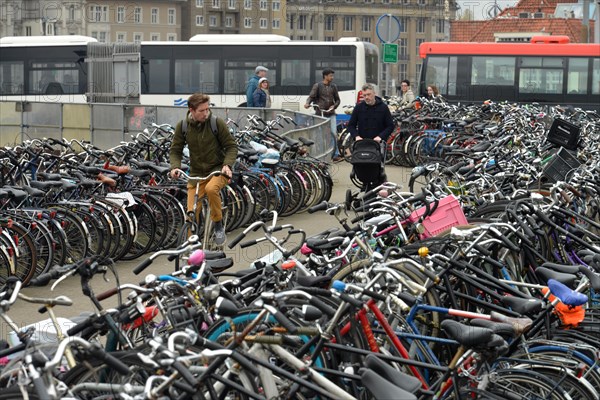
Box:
[169, 111, 238, 177]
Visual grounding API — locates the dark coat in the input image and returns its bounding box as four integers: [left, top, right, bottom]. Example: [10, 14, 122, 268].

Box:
[253, 88, 267, 108]
[347, 96, 394, 141]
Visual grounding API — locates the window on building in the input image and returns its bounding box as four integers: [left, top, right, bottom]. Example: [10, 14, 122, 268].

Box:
[417, 18, 425, 33]
[288, 14, 294, 29]
[213, 0, 220, 8]
[210, 15, 217, 26]
[117, 6, 125, 22]
[260, 0, 268, 10]
[196, 15, 204, 25]
[345, 0, 354, 3]
[399, 38, 407, 58]
[325, 15, 334, 31]
[298, 15, 307, 30]
[244, 17, 252, 27]
[273, 0, 280, 10]
[244, 0, 252, 9]
[225, 16, 233, 27]
[168, 9, 176, 24]
[362, 37, 371, 42]
[260, 18, 268, 29]
[134, 7, 142, 23]
[399, 17, 407, 32]
[361, 16, 371, 32]
[272, 19, 280, 29]
[418, 0, 426, 4]
[134, 33, 142, 44]
[151, 33, 159, 41]
[117, 33, 126, 42]
[436, 19, 445, 34]
[228, 0, 236, 8]
[382, 0, 390, 4]
[168, 34, 177, 41]
[365, 0, 373, 3]
[399, 63, 407, 80]
[197, 0, 204, 7]
[325, 36, 334, 41]
[68, 5, 75, 20]
[344, 16, 354, 31]
[416, 38, 425, 55]
[89, 5, 108, 22]
[25, 26, 32, 36]
[151, 8, 158, 24]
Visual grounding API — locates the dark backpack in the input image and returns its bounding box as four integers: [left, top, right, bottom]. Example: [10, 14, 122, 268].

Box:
[181, 114, 219, 144]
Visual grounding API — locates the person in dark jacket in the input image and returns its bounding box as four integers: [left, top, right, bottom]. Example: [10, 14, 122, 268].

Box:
[170, 93, 238, 245]
[347, 83, 394, 143]
[252, 77, 271, 108]
[246, 65, 268, 107]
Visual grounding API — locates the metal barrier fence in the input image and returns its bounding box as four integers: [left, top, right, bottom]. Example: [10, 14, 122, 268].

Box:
[0, 102, 333, 160]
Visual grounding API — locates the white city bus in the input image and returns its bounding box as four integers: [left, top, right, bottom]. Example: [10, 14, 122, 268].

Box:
[0, 34, 379, 115]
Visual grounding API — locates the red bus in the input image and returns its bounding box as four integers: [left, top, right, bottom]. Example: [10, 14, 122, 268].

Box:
[418, 36, 600, 110]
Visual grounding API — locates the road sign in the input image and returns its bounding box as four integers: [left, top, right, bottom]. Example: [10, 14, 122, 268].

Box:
[382, 43, 398, 63]
[375, 14, 401, 43]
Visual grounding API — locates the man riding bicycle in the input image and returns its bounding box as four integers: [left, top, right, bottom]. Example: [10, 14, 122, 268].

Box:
[169, 93, 238, 246]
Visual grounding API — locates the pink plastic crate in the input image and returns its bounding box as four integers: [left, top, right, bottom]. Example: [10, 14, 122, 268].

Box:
[408, 195, 467, 238]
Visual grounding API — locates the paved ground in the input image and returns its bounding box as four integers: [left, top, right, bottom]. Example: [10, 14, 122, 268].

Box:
[1, 161, 412, 340]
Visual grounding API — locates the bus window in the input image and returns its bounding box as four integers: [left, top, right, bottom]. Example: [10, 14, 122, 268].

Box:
[224, 59, 277, 94]
[281, 59, 310, 86]
[175, 59, 219, 94]
[519, 57, 564, 94]
[592, 59, 599, 95]
[471, 56, 515, 86]
[567, 58, 588, 94]
[30, 63, 79, 95]
[314, 59, 355, 90]
[147, 59, 170, 93]
[364, 45, 379, 85]
[0, 61, 24, 95]
[424, 56, 456, 95]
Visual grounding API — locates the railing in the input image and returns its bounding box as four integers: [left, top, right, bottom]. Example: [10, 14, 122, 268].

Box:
[0, 102, 333, 160]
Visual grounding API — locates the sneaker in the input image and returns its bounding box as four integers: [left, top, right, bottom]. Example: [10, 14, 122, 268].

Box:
[213, 220, 226, 246]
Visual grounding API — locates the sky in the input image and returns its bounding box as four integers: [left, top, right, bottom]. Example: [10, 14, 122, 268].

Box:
[456, 0, 519, 20]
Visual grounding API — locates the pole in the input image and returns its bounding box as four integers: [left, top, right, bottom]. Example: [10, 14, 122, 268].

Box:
[386, 14, 392, 97]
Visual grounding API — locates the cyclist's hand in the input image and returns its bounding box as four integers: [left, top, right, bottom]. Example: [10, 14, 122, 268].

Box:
[304, 104, 310, 109]
[374, 136, 382, 143]
[356, 136, 363, 141]
[170, 169, 181, 179]
[221, 165, 232, 180]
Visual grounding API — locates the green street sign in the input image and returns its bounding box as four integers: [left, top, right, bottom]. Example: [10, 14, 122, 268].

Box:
[382, 43, 398, 63]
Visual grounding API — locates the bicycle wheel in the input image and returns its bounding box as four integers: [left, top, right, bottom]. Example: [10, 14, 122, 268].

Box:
[0, 220, 37, 286]
[121, 202, 156, 260]
[480, 368, 572, 400]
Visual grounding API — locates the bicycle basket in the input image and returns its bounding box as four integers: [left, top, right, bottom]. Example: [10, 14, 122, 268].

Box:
[542, 147, 581, 183]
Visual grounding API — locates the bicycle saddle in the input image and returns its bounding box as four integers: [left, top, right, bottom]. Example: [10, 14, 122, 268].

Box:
[470, 319, 517, 339]
[305, 236, 345, 252]
[295, 275, 331, 289]
[541, 262, 581, 275]
[364, 354, 421, 394]
[441, 319, 503, 349]
[547, 279, 588, 307]
[360, 369, 417, 400]
[535, 267, 577, 288]
[37, 171, 63, 181]
[29, 180, 63, 190]
[13, 185, 46, 198]
[298, 137, 314, 146]
[500, 295, 544, 316]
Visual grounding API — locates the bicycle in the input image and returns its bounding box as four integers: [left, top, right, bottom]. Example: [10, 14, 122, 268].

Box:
[172, 169, 229, 255]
